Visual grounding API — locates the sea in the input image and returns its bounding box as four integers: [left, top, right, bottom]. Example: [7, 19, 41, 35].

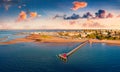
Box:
[0, 30, 120, 72]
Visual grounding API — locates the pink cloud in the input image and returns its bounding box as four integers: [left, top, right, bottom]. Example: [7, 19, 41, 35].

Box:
[71, 1, 87, 11]
[17, 11, 27, 22]
[30, 12, 38, 18]
[81, 19, 105, 28]
[16, 11, 38, 22]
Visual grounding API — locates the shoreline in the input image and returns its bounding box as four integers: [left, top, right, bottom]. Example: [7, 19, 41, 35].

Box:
[90, 39, 120, 46]
[0, 34, 120, 46]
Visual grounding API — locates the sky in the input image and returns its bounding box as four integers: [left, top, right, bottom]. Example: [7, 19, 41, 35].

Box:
[0, 0, 120, 29]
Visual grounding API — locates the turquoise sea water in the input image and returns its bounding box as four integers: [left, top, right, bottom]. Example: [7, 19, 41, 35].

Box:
[0, 30, 120, 72]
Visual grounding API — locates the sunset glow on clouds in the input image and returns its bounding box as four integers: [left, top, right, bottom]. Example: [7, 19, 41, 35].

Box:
[1, 18, 120, 29]
[17, 11, 38, 22]
[71, 1, 87, 11]
[17, 11, 27, 22]
[30, 12, 38, 19]
[0, 0, 120, 29]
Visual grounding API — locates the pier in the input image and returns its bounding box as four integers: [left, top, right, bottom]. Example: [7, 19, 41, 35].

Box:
[58, 40, 89, 62]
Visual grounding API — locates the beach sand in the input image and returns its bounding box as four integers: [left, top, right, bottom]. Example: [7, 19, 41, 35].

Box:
[0, 34, 86, 45]
[0, 34, 120, 46]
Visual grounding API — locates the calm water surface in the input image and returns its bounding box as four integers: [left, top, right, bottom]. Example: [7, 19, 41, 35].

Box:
[0, 30, 120, 72]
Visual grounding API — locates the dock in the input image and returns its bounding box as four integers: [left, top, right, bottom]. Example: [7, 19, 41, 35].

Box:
[58, 40, 89, 62]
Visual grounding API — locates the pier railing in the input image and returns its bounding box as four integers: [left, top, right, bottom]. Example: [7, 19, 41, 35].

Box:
[66, 40, 88, 56]
[58, 40, 89, 62]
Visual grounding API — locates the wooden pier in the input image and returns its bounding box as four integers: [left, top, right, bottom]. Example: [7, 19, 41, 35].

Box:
[58, 40, 89, 62]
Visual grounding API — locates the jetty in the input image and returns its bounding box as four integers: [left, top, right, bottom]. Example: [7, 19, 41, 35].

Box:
[58, 40, 89, 62]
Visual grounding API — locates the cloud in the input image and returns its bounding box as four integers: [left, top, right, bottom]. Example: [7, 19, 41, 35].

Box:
[69, 21, 76, 25]
[106, 13, 114, 18]
[95, 9, 106, 18]
[82, 12, 93, 18]
[117, 15, 120, 18]
[1, 18, 120, 29]
[64, 13, 80, 20]
[53, 13, 80, 20]
[82, 19, 105, 28]
[17, 11, 39, 22]
[30, 12, 38, 18]
[0, 22, 12, 29]
[95, 10, 115, 18]
[52, 14, 63, 19]
[53, 9, 115, 21]
[17, 11, 27, 22]
[71, 1, 87, 11]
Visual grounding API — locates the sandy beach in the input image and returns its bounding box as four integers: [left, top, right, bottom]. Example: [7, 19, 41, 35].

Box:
[0, 34, 86, 45]
[0, 34, 120, 46]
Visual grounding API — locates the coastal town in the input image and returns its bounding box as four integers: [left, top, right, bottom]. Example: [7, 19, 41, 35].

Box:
[0, 30, 120, 45]
[26, 30, 120, 40]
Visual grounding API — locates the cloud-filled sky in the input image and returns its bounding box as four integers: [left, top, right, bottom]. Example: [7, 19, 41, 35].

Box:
[0, 0, 120, 29]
